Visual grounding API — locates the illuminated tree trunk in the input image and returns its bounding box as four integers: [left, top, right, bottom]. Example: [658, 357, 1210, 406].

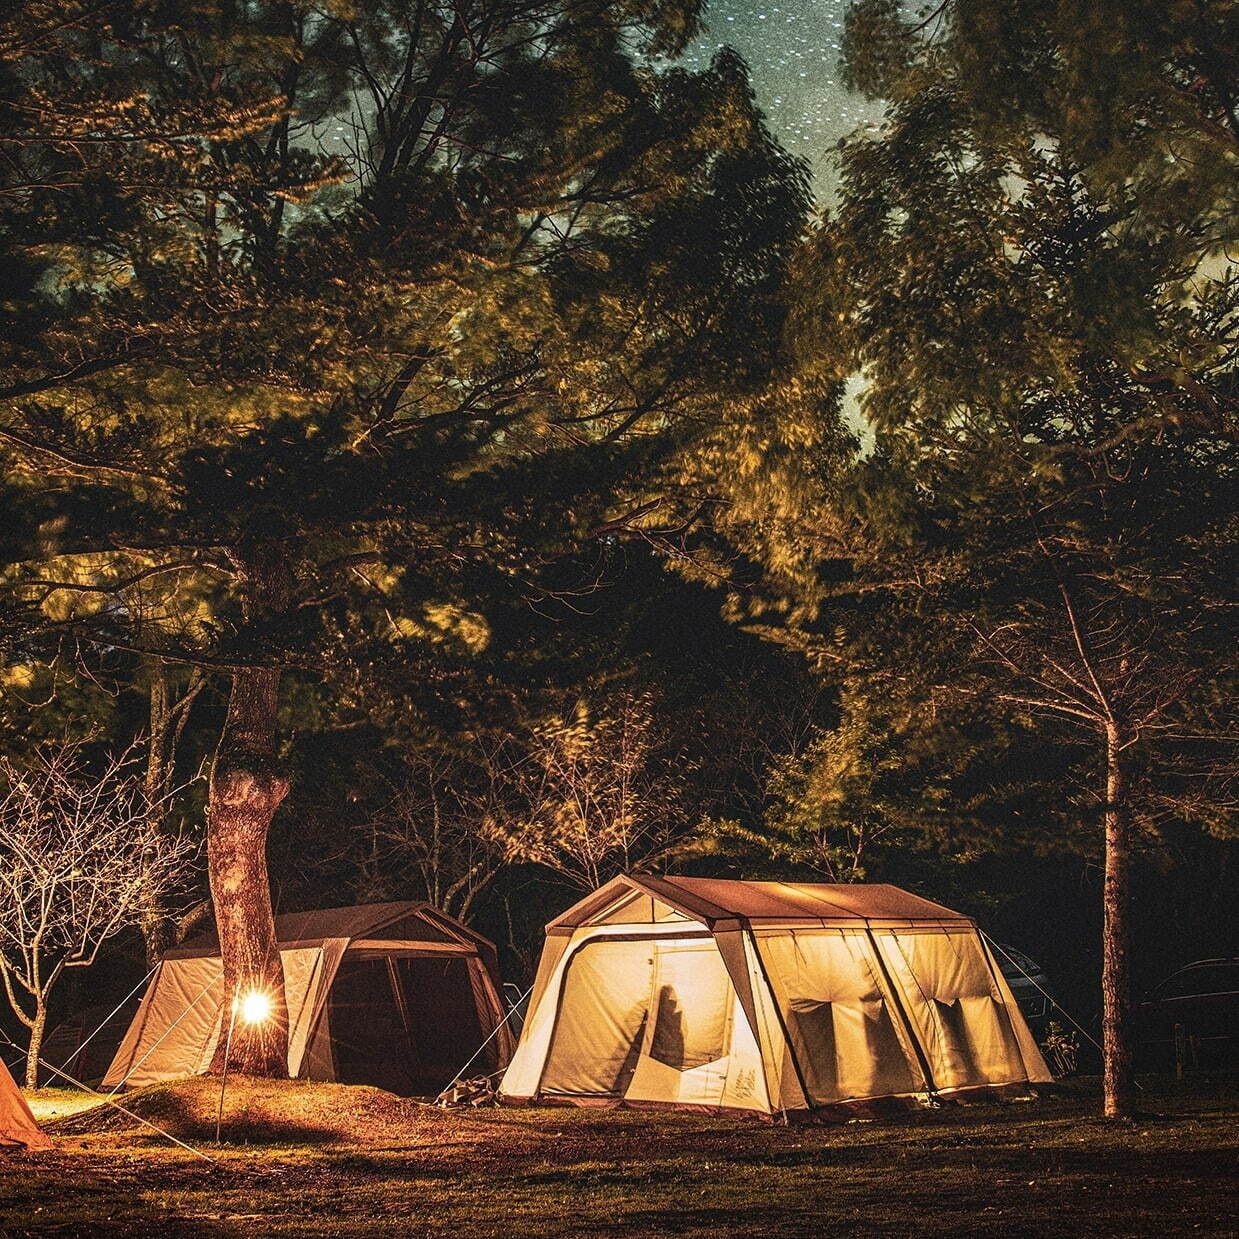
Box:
[1101, 721, 1134, 1119]
[24, 1002, 47, 1090]
[207, 550, 291, 1076]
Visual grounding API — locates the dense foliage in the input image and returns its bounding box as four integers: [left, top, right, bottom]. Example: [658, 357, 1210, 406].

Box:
[0, 0, 1232, 1119]
[690, 0, 1237, 1117]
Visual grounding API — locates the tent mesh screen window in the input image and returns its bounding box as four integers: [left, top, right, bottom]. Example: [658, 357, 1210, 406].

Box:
[327, 956, 488, 1095]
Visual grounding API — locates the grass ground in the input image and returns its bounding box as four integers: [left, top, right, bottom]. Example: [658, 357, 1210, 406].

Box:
[1, 1074, 1236, 1238]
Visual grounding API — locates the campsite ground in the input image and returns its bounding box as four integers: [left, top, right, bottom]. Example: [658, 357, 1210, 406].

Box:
[3, 1074, 1237, 1238]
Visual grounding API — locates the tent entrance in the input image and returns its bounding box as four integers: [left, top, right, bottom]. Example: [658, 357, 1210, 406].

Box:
[540, 937, 733, 1099]
[326, 954, 488, 1096]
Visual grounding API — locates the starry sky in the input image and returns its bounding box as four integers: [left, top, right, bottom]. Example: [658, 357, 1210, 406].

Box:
[681, 0, 884, 193]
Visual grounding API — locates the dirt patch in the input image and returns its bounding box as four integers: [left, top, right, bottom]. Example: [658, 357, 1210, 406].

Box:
[8, 1076, 1239, 1237]
[47, 1076, 489, 1146]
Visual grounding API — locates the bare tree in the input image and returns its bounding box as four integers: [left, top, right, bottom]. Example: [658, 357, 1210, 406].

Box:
[0, 740, 196, 1086]
[350, 749, 506, 922]
[487, 691, 692, 891]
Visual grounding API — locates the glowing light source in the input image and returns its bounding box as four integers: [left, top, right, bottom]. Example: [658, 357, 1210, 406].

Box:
[235, 990, 271, 1025]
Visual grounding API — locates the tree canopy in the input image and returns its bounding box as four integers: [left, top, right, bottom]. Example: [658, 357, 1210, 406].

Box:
[1, 0, 811, 1073]
[686, 0, 1237, 1118]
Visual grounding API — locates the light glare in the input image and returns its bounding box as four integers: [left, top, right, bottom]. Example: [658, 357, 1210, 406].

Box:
[236, 990, 272, 1025]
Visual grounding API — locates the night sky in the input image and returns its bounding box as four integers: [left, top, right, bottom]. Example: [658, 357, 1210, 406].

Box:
[683, 0, 884, 190]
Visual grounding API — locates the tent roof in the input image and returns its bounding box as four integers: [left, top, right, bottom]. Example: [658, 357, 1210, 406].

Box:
[549, 875, 973, 930]
[167, 901, 489, 959]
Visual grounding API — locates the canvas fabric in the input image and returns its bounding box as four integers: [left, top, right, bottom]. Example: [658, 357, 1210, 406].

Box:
[532, 933, 769, 1114]
[500, 876, 1052, 1116]
[0, 1057, 51, 1151]
[752, 928, 930, 1105]
[103, 903, 511, 1091]
[870, 928, 1046, 1092]
[102, 946, 332, 1089]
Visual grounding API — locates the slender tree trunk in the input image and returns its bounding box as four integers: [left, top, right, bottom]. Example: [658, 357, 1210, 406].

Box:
[25, 1004, 46, 1090]
[207, 548, 292, 1076]
[140, 662, 175, 964]
[140, 659, 205, 963]
[1102, 721, 1135, 1119]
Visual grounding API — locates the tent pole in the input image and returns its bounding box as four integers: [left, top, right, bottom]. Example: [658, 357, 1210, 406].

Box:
[214, 991, 238, 1143]
[387, 956, 417, 1081]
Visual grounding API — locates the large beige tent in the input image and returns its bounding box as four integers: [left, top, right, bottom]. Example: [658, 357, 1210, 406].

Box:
[105, 902, 513, 1094]
[500, 875, 1051, 1117]
[0, 1057, 50, 1151]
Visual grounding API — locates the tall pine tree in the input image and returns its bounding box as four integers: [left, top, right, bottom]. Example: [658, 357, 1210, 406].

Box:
[1, 1, 809, 1073]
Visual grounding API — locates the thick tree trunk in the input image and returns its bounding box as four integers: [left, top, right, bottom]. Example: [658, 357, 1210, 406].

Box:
[1102, 722, 1135, 1119]
[206, 549, 292, 1076]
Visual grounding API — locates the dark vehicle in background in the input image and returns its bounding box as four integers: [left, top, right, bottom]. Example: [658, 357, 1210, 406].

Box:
[991, 942, 1057, 1038]
[1138, 959, 1239, 1072]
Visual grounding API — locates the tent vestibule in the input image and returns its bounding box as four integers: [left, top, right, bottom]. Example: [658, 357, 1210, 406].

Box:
[500, 875, 1051, 1118]
[104, 902, 513, 1094]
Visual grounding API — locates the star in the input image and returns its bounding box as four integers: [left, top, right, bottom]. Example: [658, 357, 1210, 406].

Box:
[682, 0, 884, 195]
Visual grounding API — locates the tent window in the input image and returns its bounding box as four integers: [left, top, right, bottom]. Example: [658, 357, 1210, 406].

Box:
[788, 999, 836, 1091]
[932, 998, 974, 1079]
[647, 945, 729, 1071]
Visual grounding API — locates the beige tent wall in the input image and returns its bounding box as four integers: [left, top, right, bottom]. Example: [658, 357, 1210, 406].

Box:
[300, 1000, 336, 1081]
[104, 946, 329, 1089]
[871, 928, 1050, 1091]
[288, 940, 348, 1079]
[727, 929, 805, 1113]
[499, 931, 576, 1100]
[980, 937, 1054, 1084]
[752, 927, 930, 1106]
[103, 955, 224, 1088]
[539, 937, 655, 1097]
[505, 927, 770, 1115]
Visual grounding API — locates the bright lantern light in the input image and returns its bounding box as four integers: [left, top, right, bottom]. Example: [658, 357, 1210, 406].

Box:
[236, 990, 272, 1025]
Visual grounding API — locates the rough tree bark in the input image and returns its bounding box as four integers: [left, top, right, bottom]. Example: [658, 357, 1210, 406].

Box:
[207, 548, 293, 1076]
[1101, 721, 1134, 1119]
[24, 1001, 47, 1090]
